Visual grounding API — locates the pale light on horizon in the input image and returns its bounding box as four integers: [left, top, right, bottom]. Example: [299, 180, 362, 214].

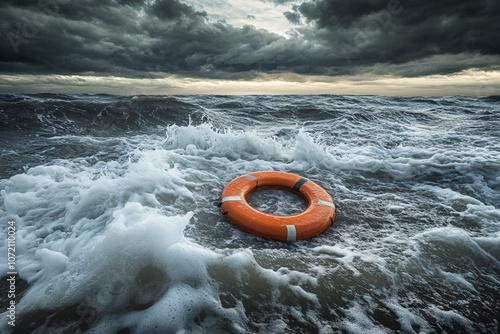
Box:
[1, 69, 499, 96]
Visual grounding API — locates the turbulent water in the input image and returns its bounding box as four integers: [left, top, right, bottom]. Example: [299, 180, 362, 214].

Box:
[0, 93, 499, 334]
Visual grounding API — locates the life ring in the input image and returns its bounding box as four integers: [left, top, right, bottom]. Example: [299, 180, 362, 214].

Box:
[219, 171, 335, 241]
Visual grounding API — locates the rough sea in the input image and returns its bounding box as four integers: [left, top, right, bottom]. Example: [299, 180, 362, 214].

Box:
[1, 93, 499, 334]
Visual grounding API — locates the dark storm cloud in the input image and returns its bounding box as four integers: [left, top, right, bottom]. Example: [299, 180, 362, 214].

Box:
[289, 0, 500, 72]
[0, 0, 297, 78]
[0, 0, 498, 80]
[283, 10, 301, 25]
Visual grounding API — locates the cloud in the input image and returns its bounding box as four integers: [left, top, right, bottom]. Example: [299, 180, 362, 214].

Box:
[289, 0, 500, 66]
[260, 0, 298, 5]
[1, 0, 299, 79]
[0, 0, 498, 84]
[283, 10, 301, 25]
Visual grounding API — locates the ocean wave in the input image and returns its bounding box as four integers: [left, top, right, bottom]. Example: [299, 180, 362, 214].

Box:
[1, 94, 499, 333]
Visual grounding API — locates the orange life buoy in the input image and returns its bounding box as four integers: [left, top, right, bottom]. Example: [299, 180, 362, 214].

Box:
[219, 171, 335, 241]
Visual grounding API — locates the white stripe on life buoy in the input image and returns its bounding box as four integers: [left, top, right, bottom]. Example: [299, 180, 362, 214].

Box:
[286, 225, 296, 241]
[318, 200, 335, 210]
[220, 196, 242, 203]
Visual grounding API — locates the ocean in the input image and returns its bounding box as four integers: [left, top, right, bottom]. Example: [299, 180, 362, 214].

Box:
[0, 93, 499, 333]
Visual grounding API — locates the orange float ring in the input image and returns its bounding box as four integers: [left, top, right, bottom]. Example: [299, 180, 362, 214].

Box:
[219, 171, 335, 241]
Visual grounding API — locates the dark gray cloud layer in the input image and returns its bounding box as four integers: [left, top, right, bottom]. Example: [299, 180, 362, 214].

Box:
[0, 0, 498, 80]
[291, 0, 500, 70]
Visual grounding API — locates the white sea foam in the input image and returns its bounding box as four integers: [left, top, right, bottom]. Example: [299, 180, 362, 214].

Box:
[0, 131, 334, 332]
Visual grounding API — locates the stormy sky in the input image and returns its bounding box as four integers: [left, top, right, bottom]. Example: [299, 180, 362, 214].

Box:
[0, 0, 499, 95]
